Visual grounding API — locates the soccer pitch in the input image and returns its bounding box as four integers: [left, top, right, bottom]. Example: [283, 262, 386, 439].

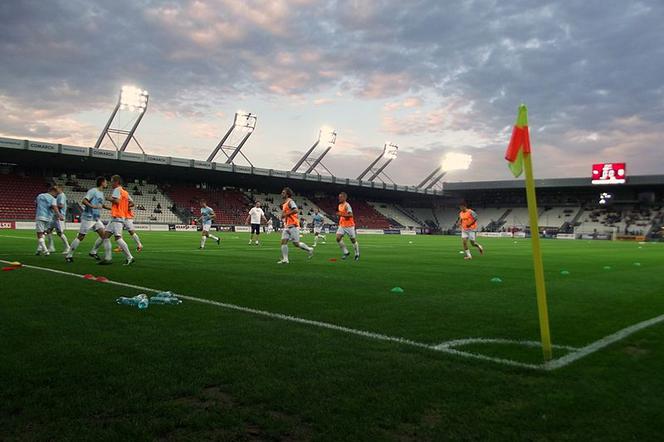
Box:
[2, 231, 663, 440]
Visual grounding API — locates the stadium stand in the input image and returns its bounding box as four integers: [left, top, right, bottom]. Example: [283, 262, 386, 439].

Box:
[368, 202, 423, 228]
[314, 197, 392, 229]
[164, 184, 252, 225]
[248, 192, 335, 227]
[53, 176, 181, 224]
[0, 174, 51, 220]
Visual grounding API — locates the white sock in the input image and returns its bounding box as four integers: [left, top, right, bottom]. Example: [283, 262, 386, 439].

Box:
[352, 241, 360, 256]
[313, 236, 318, 246]
[59, 233, 70, 250]
[281, 244, 289, 260]
[67, 238, 80, 257]
[47, 234, 55, 251]
[131, 233, 142, 248]
[465, 249, 472, 258]
[91, 237, 102, 254]
[103, 238, 112, 261]
[201, 236, 207, 248]
[298, 242, 312, 252]
[338, 240, 349, 255]
[117, 238, 133, 260]
[38, 237, 47, 252]
[209, 234, 219, 241]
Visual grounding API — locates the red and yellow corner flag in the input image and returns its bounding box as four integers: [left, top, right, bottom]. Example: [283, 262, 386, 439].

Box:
[504, 104, 531, 177]
[504, 104, 553, 362]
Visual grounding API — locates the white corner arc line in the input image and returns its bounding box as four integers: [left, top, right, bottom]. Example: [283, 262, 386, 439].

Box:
[544, 313, 664, 370]
[436, 338, 579, 352]
[2, 260, 662, 371]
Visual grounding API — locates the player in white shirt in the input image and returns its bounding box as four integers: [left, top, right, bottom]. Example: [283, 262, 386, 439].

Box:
[34, 186, 63, 256]
[266, 218, 274, 234]
[245, 201, 268, 245]
[44, 186, 71, 254]
[66, 177, 113, 263]
[199, 200, 221, 249]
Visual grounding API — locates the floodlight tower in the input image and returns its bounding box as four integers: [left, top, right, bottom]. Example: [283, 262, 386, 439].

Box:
[417, 152, 472, 190]
[94, 85, 149, 153]
[206, 111, 257, 165]
[357, 142, 398, 183]
[291, 127, 337, 175]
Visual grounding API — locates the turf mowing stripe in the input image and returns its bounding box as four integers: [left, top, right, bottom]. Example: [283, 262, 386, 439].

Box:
[544, 314, 664, 370]
[4, 260, 662, 371]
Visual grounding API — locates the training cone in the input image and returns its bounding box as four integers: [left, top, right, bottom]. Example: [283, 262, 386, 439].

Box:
[560, 270, 570, 275]
[83, 274, 95, 280]
[9, 261, 22, 267]
[2, 266, 18, 271]
[633, 262, 641, 267]
[390, 287, 404, 293]
[490, 277, 503, 283]
[96, 276, 109, 283]
[329, 258, 337, 262]
[603, 266, 612, 271]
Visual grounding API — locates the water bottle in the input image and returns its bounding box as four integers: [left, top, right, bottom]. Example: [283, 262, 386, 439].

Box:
[137, 294, 149, 309]
[150, 294, 182, 305]
[116, 296, 136, 306]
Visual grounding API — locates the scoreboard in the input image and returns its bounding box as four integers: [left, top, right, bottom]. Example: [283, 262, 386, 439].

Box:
[591, 163, 626, 185]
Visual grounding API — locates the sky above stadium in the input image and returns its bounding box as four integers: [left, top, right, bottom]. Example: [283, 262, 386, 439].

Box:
[1, 0, 663, 184]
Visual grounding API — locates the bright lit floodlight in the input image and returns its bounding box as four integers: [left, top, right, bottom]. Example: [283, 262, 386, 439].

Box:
[441, 152, 472, 171]
[319, 126, 337, 147]
[383, 142, 399, 160]
[357, 142, 399, 183]
[120, 85, 149, 112]
[94, 84, 149, 152]
[234, 110, 257, 132]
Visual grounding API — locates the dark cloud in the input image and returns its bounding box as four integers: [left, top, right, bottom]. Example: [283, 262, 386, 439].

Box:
[0, 0, 663, 182]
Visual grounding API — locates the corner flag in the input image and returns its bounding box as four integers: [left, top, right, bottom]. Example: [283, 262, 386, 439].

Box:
[505, 104, 553, 361]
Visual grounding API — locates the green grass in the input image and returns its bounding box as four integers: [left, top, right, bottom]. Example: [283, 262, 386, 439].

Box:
[1, 231, 663, 441]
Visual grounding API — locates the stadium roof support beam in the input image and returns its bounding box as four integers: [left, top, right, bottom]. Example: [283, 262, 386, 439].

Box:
[417, 166, 447, 190]
[207, 111, 257, 166]
[94, 86, 149, 153]
[291, 127, 337, 176]
[357, 143, 398, 184]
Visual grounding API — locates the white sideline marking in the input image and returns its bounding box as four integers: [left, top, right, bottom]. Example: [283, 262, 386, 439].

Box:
[544, 314, 664, 370]
[2, 259, 662, 371]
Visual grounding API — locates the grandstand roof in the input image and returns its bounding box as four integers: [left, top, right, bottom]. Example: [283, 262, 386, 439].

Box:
[0, 137, 445, 203]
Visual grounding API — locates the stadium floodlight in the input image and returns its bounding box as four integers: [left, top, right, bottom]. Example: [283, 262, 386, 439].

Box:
[207, 111, 258, 165]
[291, 126, 337, 176]
[94, 85, 150, 153]
[357, 142, 399, 183]
[417, 152, 473, 190]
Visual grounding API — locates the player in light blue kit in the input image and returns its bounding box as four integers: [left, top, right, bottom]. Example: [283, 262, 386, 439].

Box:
[34, 186, 62, 256]
[45, 186, 71, 254]
[65, 177, 112, 263]
[311, 209, 326, 247]
[199, 200, 221, 249]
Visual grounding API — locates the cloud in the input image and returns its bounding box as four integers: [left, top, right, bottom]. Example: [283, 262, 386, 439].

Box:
[0, 0, 663, 182]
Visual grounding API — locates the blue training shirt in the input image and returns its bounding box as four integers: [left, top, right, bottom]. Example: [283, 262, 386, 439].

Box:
[82, 187, 105, 221]
[35, 193, 57, 222]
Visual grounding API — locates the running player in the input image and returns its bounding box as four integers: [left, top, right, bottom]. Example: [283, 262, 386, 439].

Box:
[34, 186, 63, 256]
[278, 187, 313, 264]
[311, 209, 326, 247]
[266, 218, 274, 234]
[66, 177, 112, 263]
[199, 200, 221, 249]
[245, 201, 267, 245]
[98, 175, 135, 265]
[44, 186, 71, 254]
[336, 192, 359, 260]
[458, 201, 484, 260]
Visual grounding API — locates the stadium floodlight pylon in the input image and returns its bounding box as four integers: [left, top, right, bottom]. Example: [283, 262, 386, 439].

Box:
[291, 126, 337, 176]
[206, 111, 257, 166]
[356, 142, 398, 183]
[417, 152, 472, 190]
[94, 85, 149, 153]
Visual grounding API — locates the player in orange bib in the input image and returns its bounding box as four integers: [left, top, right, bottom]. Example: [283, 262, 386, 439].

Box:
[336, 192, 359, 260]
[459, 201, 484, 260]
[277, 187, 313, 264]
[98, 175, 135, 265]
